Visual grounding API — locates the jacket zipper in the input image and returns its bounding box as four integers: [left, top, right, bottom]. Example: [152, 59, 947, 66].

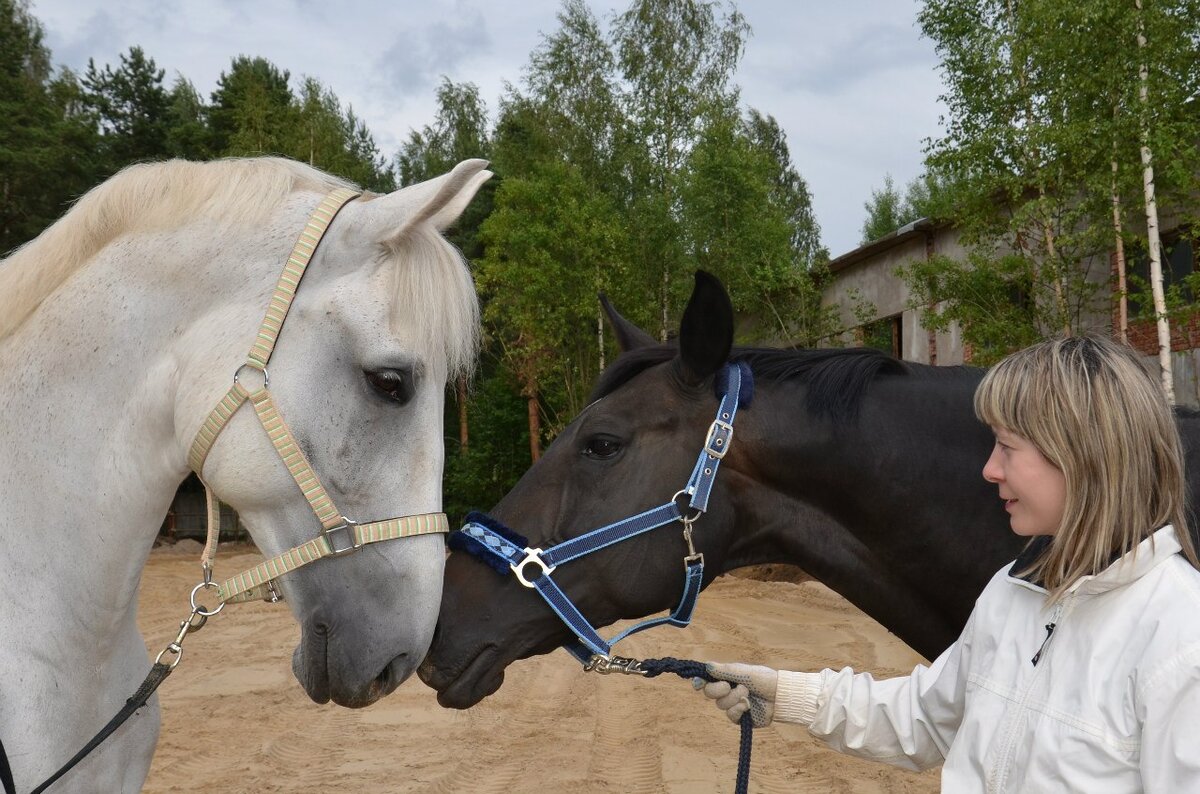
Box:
[1030, 601, 1064, 666]
[990, 598, 1070, 791]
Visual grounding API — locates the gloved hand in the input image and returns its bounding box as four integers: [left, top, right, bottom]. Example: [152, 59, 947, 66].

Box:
[693, 661, 780, 728]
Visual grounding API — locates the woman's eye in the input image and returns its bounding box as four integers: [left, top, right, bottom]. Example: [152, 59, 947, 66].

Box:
[365, 368, 415, 405]
[583, 436, 622, 459]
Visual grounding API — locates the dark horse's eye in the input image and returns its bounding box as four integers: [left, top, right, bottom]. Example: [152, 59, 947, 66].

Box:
[365, 368, 416, 405]
[582, 435, 622, 460]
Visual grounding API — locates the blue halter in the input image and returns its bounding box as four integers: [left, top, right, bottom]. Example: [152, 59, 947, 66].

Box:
[450, 361, 752, 668]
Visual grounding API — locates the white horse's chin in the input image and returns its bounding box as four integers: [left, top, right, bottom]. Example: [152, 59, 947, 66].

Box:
[293, 640, 419, 708]
[282, 535, 444, 707]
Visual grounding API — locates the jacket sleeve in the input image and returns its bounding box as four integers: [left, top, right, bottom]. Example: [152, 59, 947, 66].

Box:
[1139, 641, 1200, 793]
[773, 612, 976, 772]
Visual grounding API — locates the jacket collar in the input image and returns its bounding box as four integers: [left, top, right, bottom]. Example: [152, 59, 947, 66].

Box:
[1006, 525, 1183, 596]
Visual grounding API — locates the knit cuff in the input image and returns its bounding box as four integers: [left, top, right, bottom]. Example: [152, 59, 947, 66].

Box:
[773, 670, 822, 725]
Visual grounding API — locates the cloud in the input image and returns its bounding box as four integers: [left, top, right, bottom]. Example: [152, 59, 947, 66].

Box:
[371, 6, 492, 105]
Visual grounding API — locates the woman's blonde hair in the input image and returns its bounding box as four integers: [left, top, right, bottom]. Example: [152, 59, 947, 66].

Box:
[974, 334, 1199, 599]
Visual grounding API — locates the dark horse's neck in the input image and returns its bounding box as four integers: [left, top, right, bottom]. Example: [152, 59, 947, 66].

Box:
[724, 352, 1021, 659]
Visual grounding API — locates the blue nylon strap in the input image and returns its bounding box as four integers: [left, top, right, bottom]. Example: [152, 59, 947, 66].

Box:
[531, 574, 612, 658]
[452, 361, 751, 664]
[686, 364, 743, 512]
[561, 555, 705, 663]
[604, 557, 705, 645]
[542, 503, 682, 567]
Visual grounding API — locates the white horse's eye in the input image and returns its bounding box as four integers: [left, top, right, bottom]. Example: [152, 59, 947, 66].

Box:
[365, 368, 416, 405]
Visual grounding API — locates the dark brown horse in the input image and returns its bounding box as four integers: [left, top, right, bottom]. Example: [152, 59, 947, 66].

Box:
[420, 271, 1200, 709]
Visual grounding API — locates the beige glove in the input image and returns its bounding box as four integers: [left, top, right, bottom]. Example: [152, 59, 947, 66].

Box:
[693, 661, 780, 728]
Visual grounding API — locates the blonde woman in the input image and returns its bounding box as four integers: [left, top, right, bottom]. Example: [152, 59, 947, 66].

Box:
[698, 335, 1200, 792]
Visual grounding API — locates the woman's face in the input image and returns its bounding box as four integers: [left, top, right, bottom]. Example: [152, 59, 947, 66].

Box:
[982, 427, 1067, 537]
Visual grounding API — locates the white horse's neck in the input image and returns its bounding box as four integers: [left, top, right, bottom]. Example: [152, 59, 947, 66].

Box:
[0, 197, 305, 637]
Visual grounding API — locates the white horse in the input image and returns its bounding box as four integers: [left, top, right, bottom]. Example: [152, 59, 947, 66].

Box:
[0, 156, 490, 791]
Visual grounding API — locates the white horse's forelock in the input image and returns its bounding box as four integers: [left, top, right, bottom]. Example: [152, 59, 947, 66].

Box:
[383, 226, 481, 382]
[0, 157, 353, 342]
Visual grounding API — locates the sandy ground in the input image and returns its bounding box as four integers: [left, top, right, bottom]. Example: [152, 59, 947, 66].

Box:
[139, 545, 939, 793]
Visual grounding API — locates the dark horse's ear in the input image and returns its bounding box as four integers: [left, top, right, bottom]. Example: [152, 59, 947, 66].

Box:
[677, 270, 733, 385]
[599, 292, 658, 352]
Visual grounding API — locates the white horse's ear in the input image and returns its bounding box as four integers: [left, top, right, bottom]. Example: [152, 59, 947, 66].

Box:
[379, 159, 492, 243]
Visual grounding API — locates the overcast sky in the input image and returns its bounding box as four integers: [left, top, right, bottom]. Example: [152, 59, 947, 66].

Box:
[29, 0, 945, 258]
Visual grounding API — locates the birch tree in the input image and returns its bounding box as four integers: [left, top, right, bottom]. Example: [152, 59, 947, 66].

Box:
[613, 0, 749, 340]
[910, 0, 1200, 369]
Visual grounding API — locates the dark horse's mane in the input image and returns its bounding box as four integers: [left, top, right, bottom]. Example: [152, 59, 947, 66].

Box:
[591, 344, 979, 422]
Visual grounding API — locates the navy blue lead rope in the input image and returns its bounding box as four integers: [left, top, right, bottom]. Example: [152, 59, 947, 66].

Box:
[641, 657, 754, 794]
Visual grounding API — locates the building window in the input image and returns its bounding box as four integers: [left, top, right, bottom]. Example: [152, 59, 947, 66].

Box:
[861, 314, 903, 358]
[1128, 232, 1196, 303]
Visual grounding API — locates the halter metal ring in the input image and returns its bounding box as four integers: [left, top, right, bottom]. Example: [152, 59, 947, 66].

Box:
[511, 547, 555, 588]
[190, 581, 225, 616]
[672, 490, 703, 524]
[233, 363, 270, 389]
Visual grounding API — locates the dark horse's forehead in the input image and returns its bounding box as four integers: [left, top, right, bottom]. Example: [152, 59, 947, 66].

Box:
[592, 345, 915, 424]
[590, 346, 677, 402]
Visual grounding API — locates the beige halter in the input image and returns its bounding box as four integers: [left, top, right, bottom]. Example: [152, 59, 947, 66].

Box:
[187, 188, 449, 605]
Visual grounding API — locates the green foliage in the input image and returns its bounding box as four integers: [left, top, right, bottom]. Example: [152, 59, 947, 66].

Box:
[477, 158, 629, 430]
[859, 172, 951, 244]
[397, 78, 491, 184]
[441, 362, 531, 523]
[679, 106, 836, 344]
[208, 56, 296, 156]
[614, 0, 751, 338]
[0, 0, 102, 253]
[164, 76, 213, 159]
[396, 77, 492, 252]
[293, 77, 395, 191]
[914, 0, 1200, 353]
[861, 175, 908, 244]
[900, 253, 1043, 365]
[81, 46, 170, 170]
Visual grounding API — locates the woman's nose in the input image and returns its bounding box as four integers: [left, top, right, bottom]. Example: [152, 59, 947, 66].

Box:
[982, 445, 1003, 483]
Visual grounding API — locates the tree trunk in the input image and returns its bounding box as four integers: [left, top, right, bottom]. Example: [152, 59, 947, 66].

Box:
[1111, 155, 1129, 344]
[1037, 199, 1071, 336]
[1136, 0, 1175, 401]
[456, 376, 469, 452]
[596, 260, 606, 370]
[660, 264, 670, 343]
[597, 308, 606, 371]
[527, 391, 541, 462]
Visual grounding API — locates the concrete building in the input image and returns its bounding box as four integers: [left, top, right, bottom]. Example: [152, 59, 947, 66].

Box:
[821, 219, 1200, 404]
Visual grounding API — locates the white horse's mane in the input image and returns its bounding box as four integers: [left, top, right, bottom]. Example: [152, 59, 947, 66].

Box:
[0, 157, 479, 377]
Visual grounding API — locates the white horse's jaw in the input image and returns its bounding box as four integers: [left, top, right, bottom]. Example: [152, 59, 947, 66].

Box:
[286, 535, 447, 707]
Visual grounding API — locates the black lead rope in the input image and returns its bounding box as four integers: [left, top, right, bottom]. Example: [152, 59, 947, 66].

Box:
[1, 736, 14, 794]
[639, 657, 754, 794]
[2, 662, 173, 794]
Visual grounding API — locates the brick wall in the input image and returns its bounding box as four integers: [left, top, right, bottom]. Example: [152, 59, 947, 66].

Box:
[1125, 315, 1200, 355]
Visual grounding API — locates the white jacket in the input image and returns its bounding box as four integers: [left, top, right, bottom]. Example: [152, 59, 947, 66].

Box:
[773, 525, 1200, 793]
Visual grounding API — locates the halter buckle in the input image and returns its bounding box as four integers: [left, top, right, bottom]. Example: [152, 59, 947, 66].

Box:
[703, 418, 734, 459]
[322, 519, 361, 556]
[511, 547, 555, 588]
